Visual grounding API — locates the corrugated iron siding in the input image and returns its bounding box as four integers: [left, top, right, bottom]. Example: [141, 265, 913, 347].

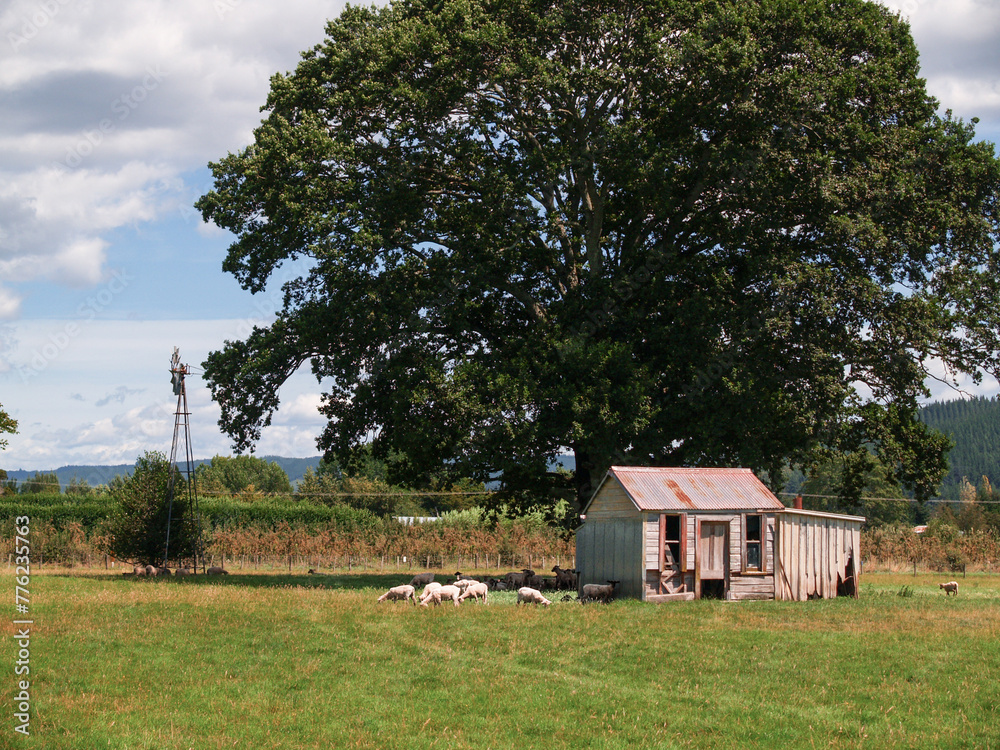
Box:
[576, 517, 644, 600]
[609, 466, 786, 512]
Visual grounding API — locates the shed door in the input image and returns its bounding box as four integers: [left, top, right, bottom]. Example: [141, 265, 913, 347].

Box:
[698, 522, 728, 580]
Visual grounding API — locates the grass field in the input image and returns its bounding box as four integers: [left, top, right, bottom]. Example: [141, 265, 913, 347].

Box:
[2, 570, 999, 749]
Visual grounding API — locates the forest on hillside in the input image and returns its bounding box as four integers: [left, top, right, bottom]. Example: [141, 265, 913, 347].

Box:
[920, 396, 1000, 500]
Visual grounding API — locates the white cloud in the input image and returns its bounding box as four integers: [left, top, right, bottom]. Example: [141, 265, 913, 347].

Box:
[277, 393, 325, 423]
[879, 0, 1000, 140]
[0, 287, 22, 320]
[0, 0, 347, 312]
[0, 317, 329, 468]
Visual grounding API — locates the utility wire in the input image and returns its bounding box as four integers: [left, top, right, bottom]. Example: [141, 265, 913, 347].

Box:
[779, 492, 1000, 505]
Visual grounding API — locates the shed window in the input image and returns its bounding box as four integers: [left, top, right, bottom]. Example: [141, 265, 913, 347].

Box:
[658, 514, 685, 571]
[744, 514, 763, 572]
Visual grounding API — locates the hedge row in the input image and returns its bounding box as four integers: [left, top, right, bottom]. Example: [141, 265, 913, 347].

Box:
[0, 493, 380, 532]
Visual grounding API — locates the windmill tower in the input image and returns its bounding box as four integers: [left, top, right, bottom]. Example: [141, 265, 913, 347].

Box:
[164, 347, 204, 571]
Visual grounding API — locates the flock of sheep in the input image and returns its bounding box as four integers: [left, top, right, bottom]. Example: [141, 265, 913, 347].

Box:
[376, 567, 621, 607]
[122, 563, 964, 603]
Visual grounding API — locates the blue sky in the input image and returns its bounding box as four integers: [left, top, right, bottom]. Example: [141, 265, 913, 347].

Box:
[1, 0, 999, 471]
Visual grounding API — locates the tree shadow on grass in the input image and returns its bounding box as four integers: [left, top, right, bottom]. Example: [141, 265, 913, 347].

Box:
[79, 571, 420, 591]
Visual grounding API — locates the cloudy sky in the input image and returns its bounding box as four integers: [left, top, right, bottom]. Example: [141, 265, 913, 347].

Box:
[1, 0, 999, 472]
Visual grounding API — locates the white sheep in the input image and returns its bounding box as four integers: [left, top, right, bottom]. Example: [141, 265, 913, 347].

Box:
[516, 587, 552, 606]
[418, 582, 443, 605]
[378, 584, 416, 604]
[582, 580, 620, 603]
[174, 567, 192, 577]
[939, 581, 959, 596]
[420, 584, 461, 607]
[144, 564, 158, 576]
[453, 578, 480, 592]
[458, 581, 489, 603]
[206, 566, 229, 575]
[132, 565, 147, 576]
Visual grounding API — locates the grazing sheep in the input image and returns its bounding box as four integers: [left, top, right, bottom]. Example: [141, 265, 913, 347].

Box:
[378, 584, 416, 604]
[420, 584, 462, 607]
[453, 578, 480, 592]
[552, 565, 578, 590]
[458, 582, 489, 603]
[157, 566, 172, 577]
[174, 567, 192, 577]
[939, 581, 959, 596]
[206, 566, 229, 575]
[145, 564, 158, 576]
[582, 580, 620, 604]
[132, 565, 147, 577]
[516, 587, 552, 606]
[408, 572, 435, 587]
[504, 569, 534, 588]
[418, 582, 443, 605]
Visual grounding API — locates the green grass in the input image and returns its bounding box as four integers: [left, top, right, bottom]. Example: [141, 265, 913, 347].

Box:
[2, 571, 999, 749]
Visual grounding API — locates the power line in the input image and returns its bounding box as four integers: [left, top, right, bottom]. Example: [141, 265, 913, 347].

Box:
[779, 492, 1000, 505]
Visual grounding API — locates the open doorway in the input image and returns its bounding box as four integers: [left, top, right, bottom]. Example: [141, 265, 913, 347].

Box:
[697, 521, 729, 599]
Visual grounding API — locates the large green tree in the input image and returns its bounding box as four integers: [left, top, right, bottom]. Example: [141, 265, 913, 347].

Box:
[197, 0, 1000, 508]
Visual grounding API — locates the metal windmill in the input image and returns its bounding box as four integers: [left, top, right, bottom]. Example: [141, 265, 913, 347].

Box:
[164, 347, 204, 571]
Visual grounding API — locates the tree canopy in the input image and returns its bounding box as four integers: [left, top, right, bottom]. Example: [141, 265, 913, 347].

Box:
[18, 471, 60, 495]
[195, 454, 293, 496]
[104, 451, 199, 566]
[0, 401, 16, 452]
[197, 0, 1000, 508]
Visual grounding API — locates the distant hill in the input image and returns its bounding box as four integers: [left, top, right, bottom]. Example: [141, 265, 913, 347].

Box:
[919, 396, 1000, 499]
[3, 456, 324, 491]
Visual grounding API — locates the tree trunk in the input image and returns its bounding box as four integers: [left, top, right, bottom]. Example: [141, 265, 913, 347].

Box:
[574, 447, 596, 511]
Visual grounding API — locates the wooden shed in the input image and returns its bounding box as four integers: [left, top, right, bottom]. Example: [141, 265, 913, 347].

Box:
[576, 466, 864, 602]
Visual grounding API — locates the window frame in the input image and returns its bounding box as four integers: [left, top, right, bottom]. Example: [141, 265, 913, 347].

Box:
[742, 513, 766, 574]
[658, 513, 687, 572]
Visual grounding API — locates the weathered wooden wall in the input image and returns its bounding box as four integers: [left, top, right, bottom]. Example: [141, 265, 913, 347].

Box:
[583, 481, 636, 521]
[776, 510, 863, 601]
[640, 512, 778, 601]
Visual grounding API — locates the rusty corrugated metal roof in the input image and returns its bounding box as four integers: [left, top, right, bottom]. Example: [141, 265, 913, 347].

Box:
[598, 466, 786, 512]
